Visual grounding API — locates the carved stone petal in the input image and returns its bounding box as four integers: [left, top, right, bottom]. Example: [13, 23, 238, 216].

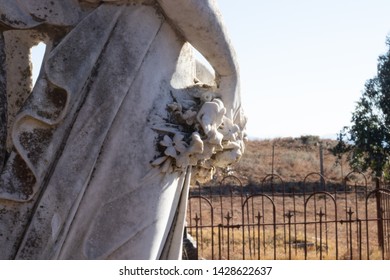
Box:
[151, 156, 168, 166]
[161, 158, 173, 173]
[160, 135, 173, 147]
[164, 146, 177, 158]
[172, 134, 187, 153]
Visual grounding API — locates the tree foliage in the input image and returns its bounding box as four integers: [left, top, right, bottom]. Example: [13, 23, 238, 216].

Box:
[333, 37, 390, 177]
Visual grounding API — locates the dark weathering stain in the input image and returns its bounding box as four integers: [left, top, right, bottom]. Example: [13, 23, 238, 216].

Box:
[0, 14, 28, 28]
[6, 154, 36, 200]
[19, 127, 54, 166]
[37, 86, 67, 120]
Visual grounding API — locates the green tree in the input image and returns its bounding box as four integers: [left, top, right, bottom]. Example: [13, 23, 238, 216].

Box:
[334, 37, 390, 178]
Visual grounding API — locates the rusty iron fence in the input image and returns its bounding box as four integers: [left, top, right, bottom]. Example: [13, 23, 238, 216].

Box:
[185, 172, 390, 260]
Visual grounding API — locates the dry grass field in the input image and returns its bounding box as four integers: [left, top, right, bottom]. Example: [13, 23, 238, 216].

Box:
[187, 193, 385, 260]
[185, 136, 390, 260]
[231, 136, 359, 186]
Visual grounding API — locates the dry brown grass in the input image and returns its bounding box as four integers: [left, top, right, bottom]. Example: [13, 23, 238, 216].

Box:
[187, 194, 387, 260]
[230, 136, 364, 186]
[186, 136, 389, 260]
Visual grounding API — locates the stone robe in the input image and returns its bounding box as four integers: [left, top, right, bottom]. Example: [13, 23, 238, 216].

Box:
[0, 0, 196, 259]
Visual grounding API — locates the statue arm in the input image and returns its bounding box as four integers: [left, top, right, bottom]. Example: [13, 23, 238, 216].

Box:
[156, 0, 241, 122]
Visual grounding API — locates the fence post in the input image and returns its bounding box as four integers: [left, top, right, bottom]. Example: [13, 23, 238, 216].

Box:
[376, 177, 384, 250]
[271, 143, 275, 175]
[319, 142, 325, 188]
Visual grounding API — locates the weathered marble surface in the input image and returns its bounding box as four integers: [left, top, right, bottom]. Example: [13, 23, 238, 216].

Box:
[0, 0, 246, 259]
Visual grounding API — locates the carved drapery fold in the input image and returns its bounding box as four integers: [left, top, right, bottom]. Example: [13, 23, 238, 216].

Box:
[0, 33, 6, 172]
[0, 3, 151, 202]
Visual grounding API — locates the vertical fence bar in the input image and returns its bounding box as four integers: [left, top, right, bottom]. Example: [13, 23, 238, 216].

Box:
[218, 224, 222, 260]
[247, 198, 253, 258]
[366, 193, 371, 260]
[347, 207, 354, 260]
[225, 212, 231, 260]
[358, 219, 362, 260]
[304, 203, 308, 260]
[286, 211, 293, 260]
[354, 182, 359, 254]
[385, 192, 390, 257]
[344, 178, 350, 256]
[281, 179, 287, 254]
[198, 195, 204, 253]
[195, 213, 199, 260]
[292, 186, 298, 257]
[218, 183, 224, 254]
[318, 208, 324, 260]
[241, 195, 246, 260]
[256, 211, 261, 260]
[376, 178, 384, 250]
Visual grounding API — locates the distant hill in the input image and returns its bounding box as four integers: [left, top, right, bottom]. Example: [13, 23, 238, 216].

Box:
[219, 135, 364, 187]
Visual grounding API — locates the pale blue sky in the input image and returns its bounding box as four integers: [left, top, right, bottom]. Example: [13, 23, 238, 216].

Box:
[218, 0, 390, 139]
[31, 1, 390, 140]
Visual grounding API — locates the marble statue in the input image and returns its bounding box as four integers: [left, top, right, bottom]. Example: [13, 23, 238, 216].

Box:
[0, 0, 246, 259]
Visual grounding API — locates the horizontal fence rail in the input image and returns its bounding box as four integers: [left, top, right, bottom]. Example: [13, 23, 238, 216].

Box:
[184, 173, 390, 260]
